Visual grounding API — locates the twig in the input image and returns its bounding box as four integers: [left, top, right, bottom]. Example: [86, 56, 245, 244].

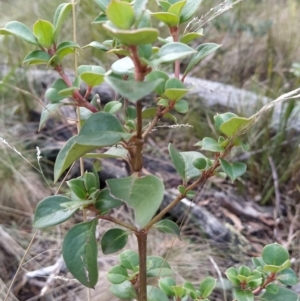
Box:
[209, 256, 227, 301]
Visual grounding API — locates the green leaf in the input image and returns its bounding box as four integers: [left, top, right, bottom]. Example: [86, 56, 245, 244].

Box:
[277, 268, 298, 286]
[118, 250, 139, 270]
[94, 188, 123, 211]
[159, 277, 176, 296]
[107, 175, 165, 228]
[103, 21, 158, 45]
[33, 19, 54, 48]
[165, 77, 185, 90]
[62, 219, 98, 288]
[67, 178, 87, 199]
[261, 286, 298, 301]
[53, 3, 72, 41]
[164, 88, 189, 101]
[180, 151, 205, 180]
[219, 158, 247, 182]
[168, 143, 186, 180]
[0, 21, 39, 45]
[54, 136, 98, 183]
[153, 220, 181, 238]
[183, 282, 197, 299]
[85, 146, 128, 160]
[33, 195, 77, 229]
[110, 280, 137, 299]
[199, 277, 216, 298]
[158, 1, 171, 11]
[184, 43, 221, 76]
[107, 265, 129, 284]
[265, 283, 279, 294]
[168, 0, 187, 16]
[83, 41, 109, 51]
[22, 50, 51, 66]
[105, 75, 163, 103]
[147, 286, 170, 301]
[263, 259, 291, 273]
[106, 0, 135, 30]
[262, 243, 289, 266]
[151, 12, 179, 27]
[78, 65, 106, 87]
[104, 101, 122, 114]
[252, 257, 265, 268]
[111, 56, 134, 75]
[142, 107, 177, 123]
[174, 99, 188, 113]
[225, 267, 240, 286]
[39, 103, 63, 131]
[233, 289, 254, 301]
[214, 112, 237, 131]
[84, 172, 99, 192]
[192, 157, 207, 170]
[150, 42, 195, 67]
[145, 70, 169, 95]
[239, 266, 251, 277]
[133, 0, 148, 20]
[172, 286, 186, 298]
[101, 228, 129, 255]
[45, 78, 69, 102]
[180, 0, 202, 23]
[197, 137, 225, 152]
[219, 116, 253, 137]
[56, 41, 81, 60]
[180, 31, 203, 44]
[76, 112, 132, 147]
[147, 256, 172, 277]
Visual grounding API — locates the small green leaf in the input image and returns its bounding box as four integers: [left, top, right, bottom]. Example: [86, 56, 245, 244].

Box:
[45, 78, 69, 102]
[219, 116, 253, 137]
[107, 175, 165, 228]
[183, 282, 197, 299]
[33, 195, 77, 229]
[153, 220, 181, 238]
[147, 256, 172, 277]
[219, 158, 247, 182]
[76, 112, 132, 147]
[226, 267, 240, 286]
[239, 266, 251, 277]
[164, 88, 189, 101]
[150, 42, 196, 66]
[265, 283, 279, 294]
[119, 250, 139, 270]
[23, 50, 51, 66]
[151, 12, 179, 27]
[158, 1, 171, 11]
[104, 101, 122, 114]
[277, 268, 298, 286]
[252, 257, 265, 268]
[198, 137, 225, 152]
[67, 178, 87, 199]
[0, 21, 39, 45]
[105, 75, 163, 103]
[106, 0, 135, 29]
[111, 280, 137, 299]
[180, 151, 205, 180]
[94, 188, 123, 211]
[180, 32, 203, 44]
[53, 3, 72, 41]
[101, 228, 129, 255]
[199, 276, 216, 298]
[95, 0, 110, 12]
[168, 0, 187, 17]
[78, 65, 106, 87]
[214, 112, 237, 131]
[84, 172, 99, 192]
[165, 77, 185, 90]
[56, 41, 81, 60]
[62, 219, 98, 288]
[168, 143, 186, 180]
[111, 57, 134, 75]
[39, 103, 63, 131]
[159, 277, 176, 296]
[54, 136, 98, 183]
[33, 19, 54, 48]
[107, 265, 129, 284]
[263, 259, 291, 273]
[192, 157, 208, 170]
[261, 286, 298, 301]
[184, 43, 221, 76]
[174, 99, 188, 113]
[233, 289, 254, 301]
[103, 21, 158, 45]
[262, 243, 289, 266]
[180, 0, 203, 23]
[83, 41, 109, 51]
[133, 0, 148, 20]
[147, 286, 170, 301]
[145, 70, 169, 95]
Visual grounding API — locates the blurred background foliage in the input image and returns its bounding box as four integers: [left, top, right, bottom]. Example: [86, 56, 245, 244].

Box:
[0, 0, 300, 299]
